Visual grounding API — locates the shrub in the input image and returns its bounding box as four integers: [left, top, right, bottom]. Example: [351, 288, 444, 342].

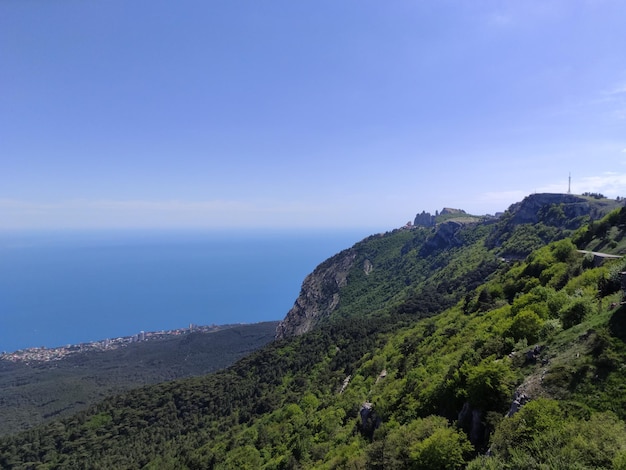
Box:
[538, 319, 562, 341]
[491, 399, 626, 469]
[560, 298, 595, 329]
[551, 239, 576, 263]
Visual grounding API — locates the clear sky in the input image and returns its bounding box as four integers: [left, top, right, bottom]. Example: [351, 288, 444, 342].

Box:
[2, 0, 626, 231]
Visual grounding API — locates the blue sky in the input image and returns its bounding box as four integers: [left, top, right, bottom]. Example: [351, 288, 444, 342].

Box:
[2, 0, 626, 231]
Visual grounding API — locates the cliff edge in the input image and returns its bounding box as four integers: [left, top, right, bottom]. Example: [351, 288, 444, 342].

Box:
[275, 248, 357, 339]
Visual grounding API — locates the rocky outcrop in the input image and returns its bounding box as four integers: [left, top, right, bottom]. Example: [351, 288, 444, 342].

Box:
[487, 193, 621, 256]
[506, 391, 530, 418]
[506, 193, 589, 226]
[413, 210, 436, 227]
[420, 220, 465, 255]
[363, 259, 373, 276]
[504, 193, 619, 228]
[358, 402, 381, 439]
[413, 208, 469, 227]
[440, 207, 466, 216]
[275, 248, 357, 339]
[458, 402, 487, 447]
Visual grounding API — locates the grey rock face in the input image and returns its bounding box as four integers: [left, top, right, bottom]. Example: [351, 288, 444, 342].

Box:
[458, 402, 486, 446]
[440, 207, 466, 216]
[359, 402, 381, 438]
[420, 220, 464, 254]
[275, 248, 357, 339]
[506, 193, 591, 226]
[413, 210, 435, 227]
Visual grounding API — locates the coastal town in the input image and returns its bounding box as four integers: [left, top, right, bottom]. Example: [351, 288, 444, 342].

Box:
[0, 324, 236, 364]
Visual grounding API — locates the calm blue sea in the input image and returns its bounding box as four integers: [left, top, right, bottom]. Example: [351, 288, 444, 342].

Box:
[0, 229, 369, 353]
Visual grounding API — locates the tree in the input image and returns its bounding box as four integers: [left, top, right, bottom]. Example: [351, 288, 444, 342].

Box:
[464, 358, 516, 412]
[409, 426, 473, 470]
[507, 309, 544, 344]
[380, 416, 472, 469]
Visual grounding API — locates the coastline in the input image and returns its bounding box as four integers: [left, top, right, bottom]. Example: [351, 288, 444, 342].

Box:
[0, 322, 260, 364]
[0, 229, 365, 353]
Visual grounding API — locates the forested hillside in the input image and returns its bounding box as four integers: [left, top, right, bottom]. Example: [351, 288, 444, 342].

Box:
[277, 193, 620, 338]
[0, 322, 279, 437]
[1, 194, 625, 469]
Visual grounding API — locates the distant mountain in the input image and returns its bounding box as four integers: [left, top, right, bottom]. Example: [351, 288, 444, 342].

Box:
[277, 193, 620, 339]
[1, 194, 625, 469]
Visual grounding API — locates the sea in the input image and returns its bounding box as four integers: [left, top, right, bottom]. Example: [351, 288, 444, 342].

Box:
[0, 229, 372, 353]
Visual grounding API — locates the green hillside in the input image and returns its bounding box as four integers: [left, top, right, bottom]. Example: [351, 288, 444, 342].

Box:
[0, 322, 278, 437]
[1, 194, 625, 469]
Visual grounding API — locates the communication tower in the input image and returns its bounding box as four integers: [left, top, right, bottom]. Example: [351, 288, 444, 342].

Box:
[568, 173, 571, 194]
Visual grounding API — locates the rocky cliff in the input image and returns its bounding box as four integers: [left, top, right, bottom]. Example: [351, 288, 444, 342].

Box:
[419, 220, 465, 254]
[275, 248, 357, 339]
[440, 207, 467, 216]
[413, 210, 436, 227]
[505, 193, 597, 227]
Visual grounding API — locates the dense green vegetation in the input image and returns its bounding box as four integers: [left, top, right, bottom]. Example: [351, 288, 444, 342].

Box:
[1, 195, 625, 469]
[0, 322, 278, 436]
[320, 220, 500, 325]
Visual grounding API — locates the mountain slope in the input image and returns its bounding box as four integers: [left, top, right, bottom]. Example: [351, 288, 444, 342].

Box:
[0, 194, 624, 469]
[278, 193, 618, 339]
[277, 218, 497, 339]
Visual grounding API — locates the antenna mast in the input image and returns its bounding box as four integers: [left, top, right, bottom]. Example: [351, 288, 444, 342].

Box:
[568, 173, 571, 194]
